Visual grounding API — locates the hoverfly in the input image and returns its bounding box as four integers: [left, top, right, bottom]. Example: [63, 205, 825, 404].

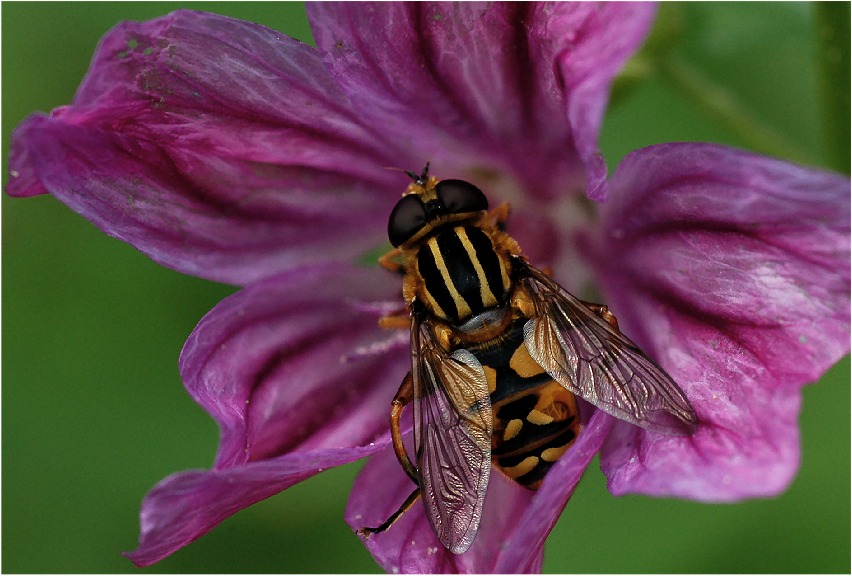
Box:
[358, 164, 698, 554]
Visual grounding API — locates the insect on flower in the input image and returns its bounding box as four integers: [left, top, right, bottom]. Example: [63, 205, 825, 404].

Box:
[358, 164, 699, 554]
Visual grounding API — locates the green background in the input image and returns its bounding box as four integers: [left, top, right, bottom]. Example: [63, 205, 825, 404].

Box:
[2, 2, 849, 573]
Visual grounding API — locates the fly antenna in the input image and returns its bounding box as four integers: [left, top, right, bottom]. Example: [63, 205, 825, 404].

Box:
[387, 162, 430, 184]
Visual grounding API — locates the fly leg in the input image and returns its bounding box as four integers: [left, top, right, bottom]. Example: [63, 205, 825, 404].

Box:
[580, 301, 622, 368]
[357, 489, 422, 539]
[389, 373, 418, 483]
[358, 373, 421, 538]
[580, 300, 620, 331]
[377, 248, 412, 330]
[378, 312, 410, 330]
[533, 263, 619, 330]
[488, 201, 511, 230]
[514, 264, 620, 332]
[378, 248, 405, 274]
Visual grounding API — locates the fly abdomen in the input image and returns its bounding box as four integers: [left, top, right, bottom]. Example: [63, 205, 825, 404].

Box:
[470, 321, 583, 491]
[491, 384, 580, 489]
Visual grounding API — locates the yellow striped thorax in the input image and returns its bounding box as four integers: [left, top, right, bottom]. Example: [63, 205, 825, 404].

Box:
[415, 225, 512, 324]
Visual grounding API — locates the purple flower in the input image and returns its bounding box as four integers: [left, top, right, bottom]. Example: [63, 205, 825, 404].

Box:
[6, 3, 849, 573]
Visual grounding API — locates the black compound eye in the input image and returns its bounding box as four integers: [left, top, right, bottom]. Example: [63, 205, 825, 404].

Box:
[388, 194, 427, 247]
[435, 179, 489, 214]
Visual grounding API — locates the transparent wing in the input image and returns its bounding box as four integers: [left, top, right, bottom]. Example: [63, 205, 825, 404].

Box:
[522, 266, 697, 435]
[411, 317, 492, 554]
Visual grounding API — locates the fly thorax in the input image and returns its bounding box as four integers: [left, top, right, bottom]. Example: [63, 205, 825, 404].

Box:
[415, 226, 512, 324]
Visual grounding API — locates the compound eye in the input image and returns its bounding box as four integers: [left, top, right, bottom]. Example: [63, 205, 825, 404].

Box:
[435, 179, 488, 215]
[388, 194, 428, 247]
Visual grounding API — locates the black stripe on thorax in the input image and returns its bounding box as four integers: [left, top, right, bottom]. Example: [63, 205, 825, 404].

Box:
[416, 241, 458, 319]
[464, 226, 507, 305]
[435, 228, 483, 315]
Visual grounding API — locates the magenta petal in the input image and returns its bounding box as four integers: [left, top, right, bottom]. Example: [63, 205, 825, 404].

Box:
[179, 263, 409, 469]
[126, 262, 409, 566]
[601, 360, 803, 501]
[554, 2, 657, 200]
[309, 3, 649, 203]
[589, 142, 850, 500]
[347, 411, 612, 573]
[7, 10, 398, 285]
[124, 443, 387, 567]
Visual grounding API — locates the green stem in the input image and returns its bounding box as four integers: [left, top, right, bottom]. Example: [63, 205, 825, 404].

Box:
[659, 55, 817, 166]
[814, 3, 851, 174]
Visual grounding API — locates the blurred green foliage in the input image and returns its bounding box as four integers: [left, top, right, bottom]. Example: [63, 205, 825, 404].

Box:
[2, 2, 849, 573]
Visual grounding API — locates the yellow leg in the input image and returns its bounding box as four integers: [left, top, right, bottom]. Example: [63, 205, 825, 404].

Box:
[378, 313, 410, 330]
[489, 201, 511, 229]
[357, 374, 421, 539]
[390, 373, 418, 483]
[377, 246, 410, 329]
[581, 300, 620, 331]
[379, 248, 405, 274]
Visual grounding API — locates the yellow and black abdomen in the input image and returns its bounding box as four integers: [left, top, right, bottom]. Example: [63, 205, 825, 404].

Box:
[415, 225, 511, 324]
[472, 321, 583, 490]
